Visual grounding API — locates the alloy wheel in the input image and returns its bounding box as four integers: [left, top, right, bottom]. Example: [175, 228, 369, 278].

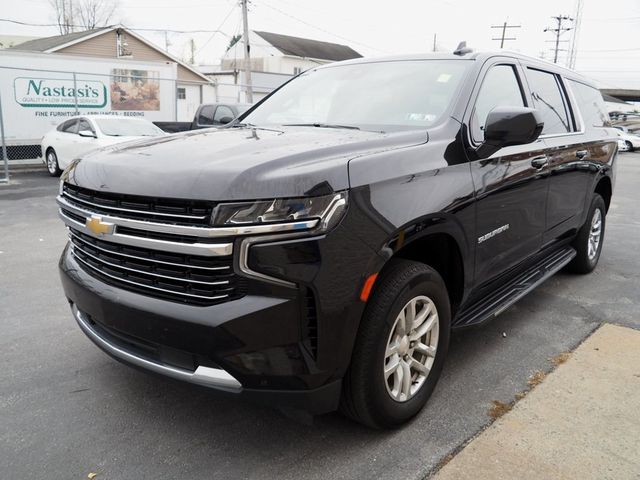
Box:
[384, 295, 439, 402]
[588, 208, 602, 261]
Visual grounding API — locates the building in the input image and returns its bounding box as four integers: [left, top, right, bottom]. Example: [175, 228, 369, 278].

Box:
[221, 30, 361, 75]
[214, 30, 361, 101]
[0, 35, 40, 50]
[9, 26, 215, 120]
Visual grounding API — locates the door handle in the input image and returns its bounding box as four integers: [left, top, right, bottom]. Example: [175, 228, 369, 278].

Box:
[576, 150, 589, 159]
[531, 155, 548, 169]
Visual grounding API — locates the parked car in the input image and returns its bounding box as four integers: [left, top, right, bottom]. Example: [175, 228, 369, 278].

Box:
[612, 127, 640, 151]
[617, 135, 630, 152]
[42, 116, 166, 176]
[153, 103, 251, 133]
[57, 51, 616, 428]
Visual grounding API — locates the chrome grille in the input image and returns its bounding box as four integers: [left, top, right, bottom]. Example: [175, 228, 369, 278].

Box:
[68, 228, 245, 306]
[62, 183, 214, 226]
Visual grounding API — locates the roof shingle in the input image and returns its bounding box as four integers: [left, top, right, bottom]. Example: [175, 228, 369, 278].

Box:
[254, 31, 361, 61]
[9, 28, 109, 52]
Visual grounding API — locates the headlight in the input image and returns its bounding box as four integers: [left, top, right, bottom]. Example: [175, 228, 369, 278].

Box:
[212, 192, 347, 232]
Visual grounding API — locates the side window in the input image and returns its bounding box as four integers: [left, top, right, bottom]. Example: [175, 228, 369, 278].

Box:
[77, 119, 95, 135]
[471, 65, 525, 142]
[58, 119, 78, 133]
[213, 105, 234, 125]
[197, 106, 215, 126]
[567, 79, 610, 129]
[526, 68, 572, 135]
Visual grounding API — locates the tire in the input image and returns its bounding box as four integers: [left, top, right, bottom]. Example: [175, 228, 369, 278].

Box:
[626, 141, 634, 152]
[340, 259, 451, 429]
[567, 193, 606, 274]
[45, 148, 61, 177]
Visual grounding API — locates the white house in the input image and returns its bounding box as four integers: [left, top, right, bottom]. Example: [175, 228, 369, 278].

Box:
[214, 30, 361, 102]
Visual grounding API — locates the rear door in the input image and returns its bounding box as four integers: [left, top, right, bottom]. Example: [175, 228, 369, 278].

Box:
[465, 59, 550, 284]
[522, 67, 589, 245]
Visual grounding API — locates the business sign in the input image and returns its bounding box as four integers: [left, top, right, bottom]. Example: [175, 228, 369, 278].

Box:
[13, 77, 108, 108]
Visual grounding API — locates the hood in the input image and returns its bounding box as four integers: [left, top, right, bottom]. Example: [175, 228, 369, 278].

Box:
[64, 126, 426, 200]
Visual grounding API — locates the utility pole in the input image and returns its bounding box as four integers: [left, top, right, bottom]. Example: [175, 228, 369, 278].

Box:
[545, 15, 573, 64]
[189, 38, 196, 64]
[241, 0, 253, 103]
[491, 21, 521, 49]
[567, 0, 583, 69]
[432, 33, 437, 52]
[164, 31, 171, 52]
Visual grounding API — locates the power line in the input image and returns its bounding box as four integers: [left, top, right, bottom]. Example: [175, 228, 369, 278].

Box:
[194, 2, 237, 54]
[0, 18, 231, 35]
[544, 15, 573, 63]
[490, 21, 520, 49]
[258, 3, 388, 53]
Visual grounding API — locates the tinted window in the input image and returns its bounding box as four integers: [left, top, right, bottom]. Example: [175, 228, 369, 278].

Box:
[471, 65, 525, 142]
[568, 80, 610, 129]
[526, 68, 572, 135]
[58, 119, 77, 133]
[243, 60, 471, 131]
[77, 119, 95, 135]
[214, 105, 234, 124]
[197, 106, 215, 125]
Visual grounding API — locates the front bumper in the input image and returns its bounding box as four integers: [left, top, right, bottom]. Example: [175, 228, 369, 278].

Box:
[59, 204, 381, 414]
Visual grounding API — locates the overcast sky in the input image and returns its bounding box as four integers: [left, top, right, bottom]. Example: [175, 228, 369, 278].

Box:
[3, 0, 640, 88]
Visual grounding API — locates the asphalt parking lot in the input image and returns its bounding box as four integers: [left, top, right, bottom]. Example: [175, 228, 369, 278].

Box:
[2, 153, 640, 480]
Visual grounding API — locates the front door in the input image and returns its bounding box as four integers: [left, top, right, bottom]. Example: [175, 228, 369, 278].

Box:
[465, 60, 549, 285]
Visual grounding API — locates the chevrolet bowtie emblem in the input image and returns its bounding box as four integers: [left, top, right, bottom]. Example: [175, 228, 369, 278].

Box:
[85, 215, 115, 236]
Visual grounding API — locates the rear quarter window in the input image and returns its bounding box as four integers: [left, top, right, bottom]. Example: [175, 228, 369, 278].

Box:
[567, 80, 611, 129]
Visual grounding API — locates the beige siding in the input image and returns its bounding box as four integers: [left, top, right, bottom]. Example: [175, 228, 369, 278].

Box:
[57, 30, 206, 83]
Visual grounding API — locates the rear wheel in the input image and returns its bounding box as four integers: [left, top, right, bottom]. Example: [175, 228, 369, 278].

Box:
[567, 193, 606, 274]
[340, 259, 451, 429]
[46, 148, 61, 177]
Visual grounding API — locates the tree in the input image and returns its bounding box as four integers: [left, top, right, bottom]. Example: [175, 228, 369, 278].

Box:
[226, 34, 241, 52]
[49, 0, 119, 34]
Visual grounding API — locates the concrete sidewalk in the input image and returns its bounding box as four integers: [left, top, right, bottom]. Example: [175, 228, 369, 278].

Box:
[433, 323, 640, 480]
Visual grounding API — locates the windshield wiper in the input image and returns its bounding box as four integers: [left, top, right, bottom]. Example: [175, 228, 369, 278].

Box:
[283, 123, 360, 130]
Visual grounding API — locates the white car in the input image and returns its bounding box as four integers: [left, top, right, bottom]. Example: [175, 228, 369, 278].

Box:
[41, 115, 166, 176]
[613, 126, 640, 152]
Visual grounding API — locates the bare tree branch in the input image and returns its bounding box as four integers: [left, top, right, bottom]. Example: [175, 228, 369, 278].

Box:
[49, 0, 119, 34]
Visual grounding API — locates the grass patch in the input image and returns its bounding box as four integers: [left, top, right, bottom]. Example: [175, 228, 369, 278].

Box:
[527, 370, 547, 388]
[488, 400, 512, 420]
[550, 352, 571, 366]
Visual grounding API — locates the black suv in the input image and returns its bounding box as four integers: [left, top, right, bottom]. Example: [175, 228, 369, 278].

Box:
[57, 51, 616, 428]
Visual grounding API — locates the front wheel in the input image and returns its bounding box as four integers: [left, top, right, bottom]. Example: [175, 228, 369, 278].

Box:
[626, 141, 634, 152]
[567, 193, 606, 274]
[45, 148, 61, 177]
[340, 259, 451, 429]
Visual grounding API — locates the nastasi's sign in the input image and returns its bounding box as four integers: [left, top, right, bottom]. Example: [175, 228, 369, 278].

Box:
[14, 77, 108, 108]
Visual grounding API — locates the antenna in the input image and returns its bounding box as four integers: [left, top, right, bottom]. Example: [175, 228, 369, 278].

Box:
[453, 41, 473, 56]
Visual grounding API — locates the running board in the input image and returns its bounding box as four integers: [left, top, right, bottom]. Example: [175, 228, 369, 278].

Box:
[453, 246, 576, 328]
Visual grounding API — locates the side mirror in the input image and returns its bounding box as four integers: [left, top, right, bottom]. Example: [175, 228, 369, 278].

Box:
[219, 116, 233, 125]
[78, 130, 97, 138]
[478, 106, 543, 158]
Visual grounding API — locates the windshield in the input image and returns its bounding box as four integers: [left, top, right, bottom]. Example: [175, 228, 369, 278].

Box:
[242, 60, 470, 132]
[94, 118, 165, 137]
